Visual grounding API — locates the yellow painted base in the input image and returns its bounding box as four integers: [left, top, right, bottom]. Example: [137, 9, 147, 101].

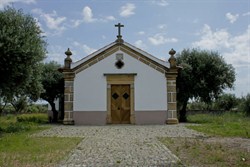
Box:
[166, 118, 179, 124]
[63, 119, 75, 125]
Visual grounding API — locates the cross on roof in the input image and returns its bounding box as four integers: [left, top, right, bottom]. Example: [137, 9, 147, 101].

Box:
[115, 23, 124, 39]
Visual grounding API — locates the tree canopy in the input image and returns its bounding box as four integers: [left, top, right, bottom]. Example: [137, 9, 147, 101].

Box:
[176, 48, 235, 122]
[0, 7, 46, 102]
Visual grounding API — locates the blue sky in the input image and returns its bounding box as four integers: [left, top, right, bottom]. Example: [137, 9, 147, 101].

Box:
[1, 0, 249, 97]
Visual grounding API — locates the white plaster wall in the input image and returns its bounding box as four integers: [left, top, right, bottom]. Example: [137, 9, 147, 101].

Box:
[74, 51, 167, 111]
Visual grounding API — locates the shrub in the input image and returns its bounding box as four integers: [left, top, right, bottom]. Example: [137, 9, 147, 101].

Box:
[188, 101, 207, 110]
[27, 104, 47, 113]
[36, 104, 48, 113]
[27, 105, 39, 113]
[17, 114, 48, 123]
[242, 94, 250, 116]
[215, 93, 238, 111]
[2, 105, 15, 114]
[0, 114, 47, 134]
[11, 96, 28, 113]
[4, 123, 31, 133]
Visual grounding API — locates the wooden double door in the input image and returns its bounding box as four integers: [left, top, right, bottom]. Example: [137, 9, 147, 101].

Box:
[111, 85, 130, 124]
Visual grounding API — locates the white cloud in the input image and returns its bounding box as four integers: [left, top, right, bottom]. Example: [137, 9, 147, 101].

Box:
[192, 18, 199, 24]
[192, 24, 250, 67]
[152, 0, 169, 7]
[226, 12, 239, 23]
[138, 31, 145, 35]
[70, 6, 115, 27]
[46, 45, 64, 64]
[71, 19, 82, 28]
[159, 56, 167, 61]
[134, 40, 147, 50]
[158, 24, 167, 29]
[223, 26, 250, 67]
[102, 35, 106, 39]
[120, 3, 135, 17]
[44, 11, 66, 31]
[99, 15, 116, 22]
[148, 33, 178, 45]
[73, 41, 96, 55]
[243, 12, 250, 16]
[46, 43, 96, 65]
[34, 17, 46, 36]
[82, 6, 96, 23]
[192, 24, 250, 96]
[0, 0, 35, 9]
[32, 8, 67, 35]
[105, 15, 116, 21]
[82, 44, 96, 55]
[192, 24, 230, 50]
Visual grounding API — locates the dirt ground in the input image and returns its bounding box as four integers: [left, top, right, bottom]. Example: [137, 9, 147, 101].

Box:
[160, 136, 250, 167]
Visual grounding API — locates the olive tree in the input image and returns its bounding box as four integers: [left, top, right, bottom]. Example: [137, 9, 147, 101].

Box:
[176, 49, 235, 122]
[0, 7, 46, 113]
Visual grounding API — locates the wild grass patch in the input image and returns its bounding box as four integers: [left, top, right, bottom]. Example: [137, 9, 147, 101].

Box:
[16, 113, 48, 124]
[160, 137, 250, 167]
[187, 112, 250, 138]
[0, 131, 82, 167]
[0, 114, 82, 167]
[0, 114, 48, 133]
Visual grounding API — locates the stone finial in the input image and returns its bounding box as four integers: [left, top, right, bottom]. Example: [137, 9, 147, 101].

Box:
[168, 48, 177, 68]
[64, 48, 72, 69]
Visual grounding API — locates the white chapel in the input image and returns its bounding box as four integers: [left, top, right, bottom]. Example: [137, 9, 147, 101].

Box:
[61, 23, 181, 125]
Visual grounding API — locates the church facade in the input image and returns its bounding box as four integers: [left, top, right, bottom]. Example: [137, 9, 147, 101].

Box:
[61, 24, 180, 125]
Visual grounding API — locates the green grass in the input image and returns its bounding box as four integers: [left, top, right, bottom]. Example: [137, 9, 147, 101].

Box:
[0, 131, 82, 167]
[0, 114, 82, 167]
[187, 112, 250, 138]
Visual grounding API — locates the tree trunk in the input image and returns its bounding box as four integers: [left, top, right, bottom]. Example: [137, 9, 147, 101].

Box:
[59, 96, 64, 120]
[0, 103, 6, 116]
[49, 101, 58, 123]
[179, 100, 188, 122]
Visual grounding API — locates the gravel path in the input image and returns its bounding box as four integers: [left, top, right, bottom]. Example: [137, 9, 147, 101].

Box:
[35, 124, 205, 167]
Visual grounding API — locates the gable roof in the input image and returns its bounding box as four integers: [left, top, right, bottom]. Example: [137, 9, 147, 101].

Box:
[70, 41, 171, 74]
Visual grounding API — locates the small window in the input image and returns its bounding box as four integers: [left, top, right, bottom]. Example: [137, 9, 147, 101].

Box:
[115, 60, 124, 69]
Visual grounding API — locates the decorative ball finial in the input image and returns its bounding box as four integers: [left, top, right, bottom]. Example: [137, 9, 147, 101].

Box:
[65, 48, 72, 56]
[168, 48, 177, 68]
[64, 48, 72, 69]
[169, 48, 176, 56]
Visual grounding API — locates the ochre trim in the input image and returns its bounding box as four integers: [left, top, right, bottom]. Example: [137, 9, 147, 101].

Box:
[119, 45, 168, 74]
[166, 76, 179, 124]
[73, 45, 119, 74]
[106, 74, 135, 85]
[104, 73, 137, 76]
[71, 43, 170, 74]
[62, 73, 75, 125]
[166, 118, 179, 124]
